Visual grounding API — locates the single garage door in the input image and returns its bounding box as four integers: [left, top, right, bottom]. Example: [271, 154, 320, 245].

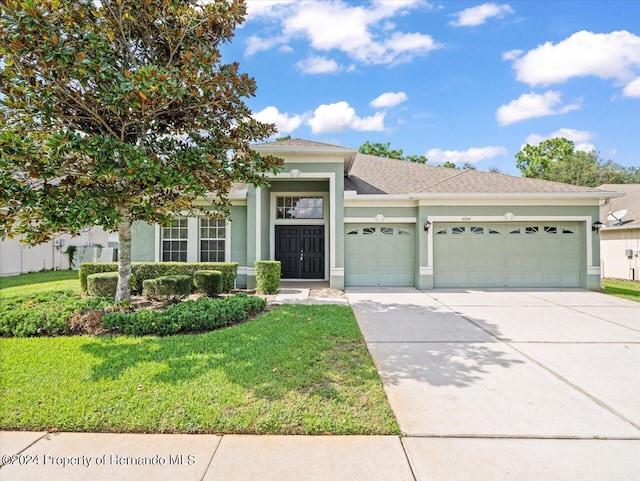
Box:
[434, 222, 582, 288]
[345, 224, 414, 287]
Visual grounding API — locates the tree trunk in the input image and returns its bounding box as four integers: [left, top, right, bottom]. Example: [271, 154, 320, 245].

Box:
[116, 211, 132, 302]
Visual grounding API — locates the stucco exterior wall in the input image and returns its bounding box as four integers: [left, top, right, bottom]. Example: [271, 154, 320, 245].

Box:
[1, 227, 110, 276]
[600, 229, 640, 281]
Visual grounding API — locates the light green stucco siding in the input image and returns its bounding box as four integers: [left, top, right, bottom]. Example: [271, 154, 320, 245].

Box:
[130, 221, 155, 261]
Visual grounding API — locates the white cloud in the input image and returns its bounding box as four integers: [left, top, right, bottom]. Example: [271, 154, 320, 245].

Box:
[245, 0, 295, 19]
[524, 128, 595, 152]
[502, 49, 523, 61]
[307, 101, 386, 134]
[296, 56, 341, 74]
[244, 0, 441, 65]
[370, 91, 408, 108]
[506, 30, 640, 87]
[449, 2, 514, 27]
[623, 76, 640, 97]
[496, 90, 581, 126]
[253, 106, 304, 134]
[426, 146, 508, 164]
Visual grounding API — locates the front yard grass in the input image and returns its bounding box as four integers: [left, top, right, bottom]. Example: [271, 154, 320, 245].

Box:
[602, 278, 640, 303]
[0, 304, 400, 435]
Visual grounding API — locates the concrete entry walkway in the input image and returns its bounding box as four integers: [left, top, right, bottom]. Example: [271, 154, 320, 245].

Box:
[347, 287, 640, 479]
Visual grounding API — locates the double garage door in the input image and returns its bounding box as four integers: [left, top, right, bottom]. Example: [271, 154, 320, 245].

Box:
[433, 222, 582, 288]
[344, 221, 583, 288]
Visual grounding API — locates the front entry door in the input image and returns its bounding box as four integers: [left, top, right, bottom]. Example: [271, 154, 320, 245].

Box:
[275, 225, 324, 279]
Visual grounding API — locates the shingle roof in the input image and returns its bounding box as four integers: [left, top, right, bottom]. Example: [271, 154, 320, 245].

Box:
[346, 153, 609, 195]
[255, 138, 353, 150]
[598, 184, 640, 229]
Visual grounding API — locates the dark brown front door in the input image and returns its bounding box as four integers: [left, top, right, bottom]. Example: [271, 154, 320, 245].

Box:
[275, 225, 324, 279]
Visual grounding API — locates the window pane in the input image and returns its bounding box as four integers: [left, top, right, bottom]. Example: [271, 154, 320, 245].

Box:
[347, 229, 358, 235]
[436, 228, 447, 235]
[363, 227, 376, 235]
[525, 226, 538, 234]
[471, 226, 484, 234]
[509, 228, 521, 235]
[452, 226, 465, 235]
[381, 227, 393, 235]
[398, 229, 410, 235]
[544, 226, 557, 234]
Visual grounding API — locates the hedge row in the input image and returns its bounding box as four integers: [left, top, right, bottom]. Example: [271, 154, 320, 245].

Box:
[102, 293, 267, 336]
[79, 262, 238, 293]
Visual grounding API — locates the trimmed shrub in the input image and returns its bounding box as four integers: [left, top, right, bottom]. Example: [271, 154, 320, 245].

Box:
[154, 275, 192, 301]
[102, 294, 267, 336]
[255, 261, 281, 294]
[79, 262, 238, 293]
[87, 272, 119, 299]
[194, 270, 223, 297]
[0, 291, 115, 337]
[79, 262, 118, 292]
[142, 279, 157, 300]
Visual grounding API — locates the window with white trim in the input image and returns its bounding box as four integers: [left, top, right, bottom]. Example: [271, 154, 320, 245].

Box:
[276, 196, 323, 219]
[162, 218, 187, 262]
[200, 218, 226, 262]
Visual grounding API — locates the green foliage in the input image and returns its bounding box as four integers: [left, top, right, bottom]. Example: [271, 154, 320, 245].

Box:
[194, 270, 223, 297]
[154, 275, 192, 302]
[1, 305, 398, 434]
[516, 138, 575, 178]
[79, 262, 238, 293]
[102, 294, 267, 336]
[0, 0, 282, 301]
[515, 138, 640, 186]
[64, 245, 77, 269]
[255, 261, 281, 294]
[142, 279, 157, 300]
[79, 263, 122, 292]
[359, 141, 427, 163]
[0, 290, 114, 337]
[87, 272, 119, 299]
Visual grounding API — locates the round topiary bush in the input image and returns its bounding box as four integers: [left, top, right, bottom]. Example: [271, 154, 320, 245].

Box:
[194, 270, 223, 297]
[87, 272, 119, 299]
[255, 261, 281, 294]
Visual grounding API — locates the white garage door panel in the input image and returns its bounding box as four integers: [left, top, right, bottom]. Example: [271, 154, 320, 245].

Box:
[434, 222, 582, 288]
[345, 224, 414, 287]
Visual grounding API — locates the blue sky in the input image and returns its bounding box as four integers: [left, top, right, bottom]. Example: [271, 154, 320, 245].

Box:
[221, 0, 640, 175]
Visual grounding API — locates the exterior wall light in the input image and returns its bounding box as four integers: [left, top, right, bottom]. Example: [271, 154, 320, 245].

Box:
[592, 221, 603, 232]
[424, 220, 432, 232]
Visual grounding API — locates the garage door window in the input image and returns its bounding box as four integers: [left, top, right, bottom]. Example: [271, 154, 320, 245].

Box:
[526, 226, 539, 234]
[399, 229, 411, 235]
[471, 226, 484, 234]
[436, 228, 447, 235]
[347, 229, 358, 235]
[381, 227, 393, 235]
[544, 226, 557, 234]
[363, 227, 376, 235]
[452, 226, 465, 234]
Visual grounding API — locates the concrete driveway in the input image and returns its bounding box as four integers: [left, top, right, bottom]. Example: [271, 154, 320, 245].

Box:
[347, 288, 640, 480]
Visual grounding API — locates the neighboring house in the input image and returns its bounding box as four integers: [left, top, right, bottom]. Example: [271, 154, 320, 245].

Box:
[0, 227, 111, 277]
[598, 184, 640, 281]
[128, 139, 622, 291]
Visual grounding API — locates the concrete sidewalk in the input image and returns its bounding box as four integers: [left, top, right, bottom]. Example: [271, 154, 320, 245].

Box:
[3, 431, 640, 481]
[0, 432, 414, 481]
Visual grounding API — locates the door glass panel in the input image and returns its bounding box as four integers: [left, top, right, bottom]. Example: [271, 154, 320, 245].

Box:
[471, 226, 484, 234]
[452, 226, 465, 235]
[435, 228, 447, 235]
[488, 228, 501, 235]
[381, 227, 393, 235]
[544, 226, 557, 234]
[509, 228, 521, 234]
[398, 229, 410, 235]
[525, 226, 539, 234]
[363, 227, 376, 235]
[347, 229, 358, 235]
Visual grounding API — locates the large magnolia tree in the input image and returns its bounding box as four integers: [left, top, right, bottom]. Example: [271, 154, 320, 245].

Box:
[0, 0, 281, 300]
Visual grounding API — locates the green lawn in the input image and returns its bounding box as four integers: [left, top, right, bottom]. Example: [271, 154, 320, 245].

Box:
[0, 270, 80, 296]
[602, 278, 640, 303]
[0, 272, 399, 434]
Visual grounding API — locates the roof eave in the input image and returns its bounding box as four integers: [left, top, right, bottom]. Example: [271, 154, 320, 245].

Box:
[408, 191, 625, 200]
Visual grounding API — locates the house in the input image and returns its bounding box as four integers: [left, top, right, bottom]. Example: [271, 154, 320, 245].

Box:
[0, 227, 111, 276]
[128, 139, 622, 291]
[598, 184, 640, 281]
